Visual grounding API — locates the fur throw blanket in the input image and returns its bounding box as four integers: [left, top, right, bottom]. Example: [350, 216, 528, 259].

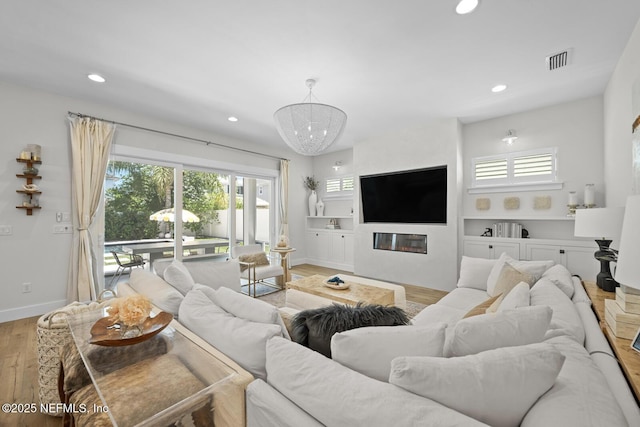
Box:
[291, 303, 409, 357]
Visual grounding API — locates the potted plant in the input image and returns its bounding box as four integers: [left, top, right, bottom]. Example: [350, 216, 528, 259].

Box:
[304, 176, 319, 216]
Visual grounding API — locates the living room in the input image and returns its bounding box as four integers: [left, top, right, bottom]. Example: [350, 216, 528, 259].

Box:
[2, 1, 640, 425]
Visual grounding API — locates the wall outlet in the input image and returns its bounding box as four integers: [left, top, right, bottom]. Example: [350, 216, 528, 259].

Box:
[21, 282, 32, 293]
[0, 225, 12, 236]
[53, 224, 72, 234]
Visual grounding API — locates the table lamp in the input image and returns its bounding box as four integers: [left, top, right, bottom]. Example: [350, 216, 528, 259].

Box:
[615, 195, 640, 293]
[574, 207, 625, 291]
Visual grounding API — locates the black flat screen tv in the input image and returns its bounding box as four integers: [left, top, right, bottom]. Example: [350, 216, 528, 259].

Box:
[360, 166, 447, 224]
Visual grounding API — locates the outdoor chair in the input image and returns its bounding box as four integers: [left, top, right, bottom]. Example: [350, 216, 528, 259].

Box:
[108, 251, 146, 287]
[230, 244, 283, 297]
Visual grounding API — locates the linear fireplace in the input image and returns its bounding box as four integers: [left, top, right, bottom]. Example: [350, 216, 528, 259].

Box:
[373, 232, 427, 254]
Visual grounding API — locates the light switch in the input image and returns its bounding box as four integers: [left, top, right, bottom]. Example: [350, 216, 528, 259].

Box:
[0, 225, 13, 236]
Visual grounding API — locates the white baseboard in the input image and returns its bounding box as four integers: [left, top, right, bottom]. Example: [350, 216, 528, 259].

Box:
[0, 299, 67, 323]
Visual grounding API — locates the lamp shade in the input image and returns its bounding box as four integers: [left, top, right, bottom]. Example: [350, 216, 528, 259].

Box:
[614, 195, 640, 290]
[574, 207, 625, 239]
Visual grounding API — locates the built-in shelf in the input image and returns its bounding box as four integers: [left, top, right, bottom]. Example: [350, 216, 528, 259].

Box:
[16, 158, 42, 215]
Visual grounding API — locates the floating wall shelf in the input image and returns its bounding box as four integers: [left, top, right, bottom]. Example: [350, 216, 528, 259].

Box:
[16, 158, 42, 215]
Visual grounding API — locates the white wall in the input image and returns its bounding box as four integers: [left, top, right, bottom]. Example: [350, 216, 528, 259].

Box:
[311, 149, 355, 218]
[0, 81, 311, 322]
[604, 18, 640, 206]
[352, 119, 462, 291]
[462, 96, 605, 218]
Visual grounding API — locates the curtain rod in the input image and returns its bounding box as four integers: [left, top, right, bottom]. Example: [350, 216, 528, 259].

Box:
[67, 111, 289, 162]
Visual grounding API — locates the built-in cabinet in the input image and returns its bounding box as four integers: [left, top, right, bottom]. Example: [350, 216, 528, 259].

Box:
[462, 217, 599, 281]
[305, 216, 354, 271]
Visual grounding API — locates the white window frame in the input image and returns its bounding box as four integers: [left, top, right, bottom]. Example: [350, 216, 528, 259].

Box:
[469, 147, 562, 194]
[323, 175, 354, 199]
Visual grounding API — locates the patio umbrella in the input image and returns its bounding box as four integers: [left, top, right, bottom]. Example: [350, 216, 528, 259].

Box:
[149, 208, 200, 223]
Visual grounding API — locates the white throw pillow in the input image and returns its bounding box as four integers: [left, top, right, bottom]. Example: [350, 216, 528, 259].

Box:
[210, 286, 289, 339]
[163, 260, 196, 295]
[531, 278, 585, 344]
[265, 337, 487, 427]
[178, 289, 282, 380]
[187, 259, 242, 292]
[496, 281, 530, 312]
[486, 253, 554, 296]
[457, 256, 497, 291]
[541, 264, 575, 299]
[331, 323, 446, 382]
[390, 343, 565, 427]
[445, 305, 552, 357]
[128, 269, 184, 316]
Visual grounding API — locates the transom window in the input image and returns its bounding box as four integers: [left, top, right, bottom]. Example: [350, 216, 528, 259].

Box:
[472, 147, 558, 190]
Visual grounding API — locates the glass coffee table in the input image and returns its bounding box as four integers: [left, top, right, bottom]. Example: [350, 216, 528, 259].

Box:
[67, 308, 250, 427]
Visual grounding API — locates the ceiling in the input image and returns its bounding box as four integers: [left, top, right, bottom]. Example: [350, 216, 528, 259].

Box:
[2, 1, 640, 155]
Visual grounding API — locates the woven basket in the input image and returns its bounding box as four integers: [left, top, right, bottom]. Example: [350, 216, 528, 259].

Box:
[36, 300, 110, 415]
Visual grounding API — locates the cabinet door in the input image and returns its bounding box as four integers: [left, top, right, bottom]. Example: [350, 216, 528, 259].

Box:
[463, 240, 494, 259]
[306, 231, 330, 261]
[525, 244, 564, 264]
[343, 233, 354, 266]
[492, 242, 520, 259]
[331, 233, 346, 262]
[563, 246, 598, 282]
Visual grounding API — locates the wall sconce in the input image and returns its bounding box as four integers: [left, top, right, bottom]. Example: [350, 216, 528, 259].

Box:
[502, 129, 518, 145]
[332, 161, 342, 171]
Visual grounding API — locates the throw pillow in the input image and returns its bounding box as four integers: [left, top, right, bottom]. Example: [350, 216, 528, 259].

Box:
[128, 269, 183, 316]
[530, 278, 585, 344]
[238, 252, 270, 272]
[389, 343, 566, 427]
[489, 261, 535, 298]
[496, 281, 530, 312]
[163, 260, 196, 295]
[330, 323, 447, 382]
[486, 253, 554, 296]
[457, 256, 497, 291]
[265, 337, 486, 427]
[463, 294, 502, 318]
[291, 303, 409, 358]
[541, 264, 575, 299]
[209, 286, 289, 339]
[445, 305, 552, 357]
[178, 289, 281, 380]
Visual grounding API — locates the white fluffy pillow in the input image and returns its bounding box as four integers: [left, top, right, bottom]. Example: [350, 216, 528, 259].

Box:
[541, 264, 575, 299]
[210, 286, 289, 339]
[390, 343, 565, 427]
[457, 256, 497, 291]
[486, 253, 554, 296]
[531, 278, 585, 344]
[128, 269, 183, 316]
[331, 323, 446, 382]
[445, 305, 552, 357]
[163, 260, 195, 295]
[178, 289, 281, 380]
[496, 281, 530, 312]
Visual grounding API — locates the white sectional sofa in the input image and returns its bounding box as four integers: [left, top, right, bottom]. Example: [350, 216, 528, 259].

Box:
[116, 254, 640, 427]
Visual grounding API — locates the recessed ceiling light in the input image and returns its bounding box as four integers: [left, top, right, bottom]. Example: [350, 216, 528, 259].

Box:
[491, 84, 507, 93]
[456, 0, 479, 15]
[228, 116, 238, 122]
[87, 73, 106, 83]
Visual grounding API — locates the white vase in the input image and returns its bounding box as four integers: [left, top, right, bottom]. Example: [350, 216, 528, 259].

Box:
[308, 190, 317, 216]
[316, 199, 325, 216]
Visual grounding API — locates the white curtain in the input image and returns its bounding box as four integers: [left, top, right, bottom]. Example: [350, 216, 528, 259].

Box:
[67, 117, 115, 302]
[279, 159, 290, 241]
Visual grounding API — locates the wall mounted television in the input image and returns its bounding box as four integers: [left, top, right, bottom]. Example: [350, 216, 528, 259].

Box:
[360, 166, 447, 224]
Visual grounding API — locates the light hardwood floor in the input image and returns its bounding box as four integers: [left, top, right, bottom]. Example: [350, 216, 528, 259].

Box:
[0, 263, 448, 427]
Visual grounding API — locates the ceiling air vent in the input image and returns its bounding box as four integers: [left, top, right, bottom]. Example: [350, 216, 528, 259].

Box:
[545, 49, 572, 71]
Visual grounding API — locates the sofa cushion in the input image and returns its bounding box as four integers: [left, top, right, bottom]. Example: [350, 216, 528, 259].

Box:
[433, 287, 491, 312]
[163, 260, 195, 295]
[178, 289, 281, 380]
[128, 269, 183, 316]
[531, 278, 585, 344]
[489, 262, 535, 299]
[463, 294, 502, 318]
[486, 253, 554, 296]
[186, 259, 242, 292]
[390, 343, 565, 427]
[210, 286, 290, 339]
[246, 379, 323, 427]
[457, 256, 497, 291]
[291, 303, 409, 357]
[412, 304, 467, 327]
[445, 305, 552, 357]
[265, 337, 488, 427]
[496, 281, 530, 312]
[521, 336, 628, 427]
[331, 323, 446, 382]
[541, 264, 575, 299]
